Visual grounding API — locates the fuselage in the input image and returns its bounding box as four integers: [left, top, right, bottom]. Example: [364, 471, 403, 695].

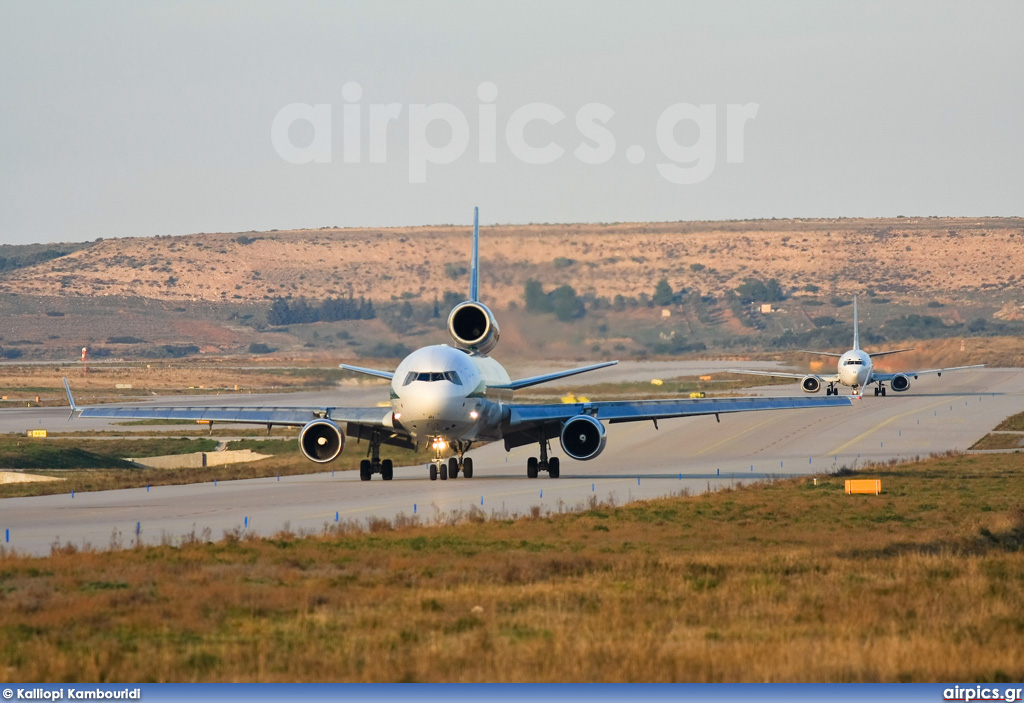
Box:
[837, 349, 873, 390]
[389, 344, 509, 444]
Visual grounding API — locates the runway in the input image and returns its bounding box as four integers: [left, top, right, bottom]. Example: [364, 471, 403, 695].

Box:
[1, 365, 1019, 557]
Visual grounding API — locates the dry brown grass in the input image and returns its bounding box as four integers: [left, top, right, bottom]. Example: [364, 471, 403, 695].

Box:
[1, 452, 1023, 682]
[2, 217, 1021, 306]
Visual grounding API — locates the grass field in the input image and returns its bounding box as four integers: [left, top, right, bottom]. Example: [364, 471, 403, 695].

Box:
[0, 433, 431, 499]
[1, 451, 1022, 682]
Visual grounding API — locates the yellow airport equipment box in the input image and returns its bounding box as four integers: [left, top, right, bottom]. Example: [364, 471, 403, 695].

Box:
[689, 391, 706, 398]
[845, 479, 881, 495]
[26, 429, 47, 438]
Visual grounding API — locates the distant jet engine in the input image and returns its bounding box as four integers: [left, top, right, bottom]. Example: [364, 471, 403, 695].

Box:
[560, 415, 607, 461]
[889, 374, 911, 392]
[299, 419, 344, 463]
[447, 301, 500, 354]
[801, 375, 821, 393]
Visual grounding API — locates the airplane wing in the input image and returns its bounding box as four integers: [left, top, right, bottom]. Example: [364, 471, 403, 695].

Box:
[493, 361, 619, 391]
[724, 369, 840, 383]
[501, 394, 851, 449]
[867, 348, 914, 358]
[797, 350, 844, 358]
[339, 364, 395, 380]
[76, 403, 392, 427]
[63, 379, 414, 448]
[872, 364, 986, 382]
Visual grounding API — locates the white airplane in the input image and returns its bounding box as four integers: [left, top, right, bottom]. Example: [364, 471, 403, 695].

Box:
[727, 296, 985, 397]
[64, 209, 851, 481]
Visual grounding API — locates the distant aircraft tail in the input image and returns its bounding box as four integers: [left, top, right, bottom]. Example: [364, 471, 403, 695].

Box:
[853, 294, 915, 357]
[852, 295, 860, 351]
[469, 206, 479, 302]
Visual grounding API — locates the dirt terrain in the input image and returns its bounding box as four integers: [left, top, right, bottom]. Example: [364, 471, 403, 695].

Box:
[2, 217, 1021, 307]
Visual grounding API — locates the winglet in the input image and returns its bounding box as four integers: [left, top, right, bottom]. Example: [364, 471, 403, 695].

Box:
[852, 295, 860, 351]
[62, 377, 79, 421]
[469, 206, 480, 302]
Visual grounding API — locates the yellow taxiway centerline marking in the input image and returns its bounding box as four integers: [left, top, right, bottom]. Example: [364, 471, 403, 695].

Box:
[693, 414, 783, 457]
[825, 396, 963, 457]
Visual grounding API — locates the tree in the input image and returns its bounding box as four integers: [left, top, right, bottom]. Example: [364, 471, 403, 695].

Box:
[736, 277, 784, 304]
[550, 285, 585, 321]
[652, 278, 674, 306]
[267, 297, 293, 326]
[524, 279, 552, 313]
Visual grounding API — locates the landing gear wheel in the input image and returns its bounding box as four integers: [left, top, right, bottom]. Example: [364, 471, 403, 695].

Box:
[548, 456, 560, 479]
[881, 386, 887, 396]
[429, 463, 437, 481]
[448, 457, 459, 480]
[381, 459, 393, 481]
[359, 459, 372, 482]
[463, 457, 473, 478]
[440, 463, 448, 481]
[527, 456, 538, 479]
[873, 387, 880, 396]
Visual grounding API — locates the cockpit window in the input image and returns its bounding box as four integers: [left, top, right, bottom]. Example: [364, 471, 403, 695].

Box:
[843, 359, 863, 366]
[403, 371, 463, 385]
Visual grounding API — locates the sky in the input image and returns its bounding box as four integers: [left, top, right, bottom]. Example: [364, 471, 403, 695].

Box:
[1, 0, 1022, 245]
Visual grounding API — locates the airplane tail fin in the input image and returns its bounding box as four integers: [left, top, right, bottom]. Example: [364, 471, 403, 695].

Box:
[469, 206, 480, 302]
[852, 295, 860, 351]
[62, 377, 79, 421]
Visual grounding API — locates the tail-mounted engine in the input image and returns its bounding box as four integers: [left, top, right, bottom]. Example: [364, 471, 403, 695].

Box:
[447, 301, 500, 354]
[560, 415, 607, 461]
[889, 374, 911, 392]
[801, 375, 821, 393]
[299, 419, 344, 463]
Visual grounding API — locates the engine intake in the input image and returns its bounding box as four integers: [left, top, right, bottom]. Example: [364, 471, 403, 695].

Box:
[447, 301, 500, 354]
[890, 374, 911, 392]
[560, 415, 607, 461]
[299, 419, 344, 463]
[801, 375, 821, 393]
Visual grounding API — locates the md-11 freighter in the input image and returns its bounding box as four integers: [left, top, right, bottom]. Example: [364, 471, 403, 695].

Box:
[65, 209, 852, 481]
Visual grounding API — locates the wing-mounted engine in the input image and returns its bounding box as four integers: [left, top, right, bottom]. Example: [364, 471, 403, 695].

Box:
[447, 301, 500, 354]
[299, 419, 345, 463]
[889, 374, 911, 392]
[560, 415, 607, 461]
[801, 375, 821, 393]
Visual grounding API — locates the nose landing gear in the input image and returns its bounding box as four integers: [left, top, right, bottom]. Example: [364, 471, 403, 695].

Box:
[427, 440, 474, 481]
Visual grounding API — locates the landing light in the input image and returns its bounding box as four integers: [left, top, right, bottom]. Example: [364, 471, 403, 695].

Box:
[393, 412, 402, 420]
[431, 438, 448, 452]
[469, 410, 479, 420]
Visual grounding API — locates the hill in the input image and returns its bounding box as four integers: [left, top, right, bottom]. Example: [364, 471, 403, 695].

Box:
[0, 217, 1021, 362]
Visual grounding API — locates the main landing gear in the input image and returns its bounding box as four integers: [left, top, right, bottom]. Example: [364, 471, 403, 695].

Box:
[525, 437, 560, 479]
[359, 430, 393, 481]
[825, 383, 839, 396]
[873, 384, 887, 397]
[428, 440, 474, 481]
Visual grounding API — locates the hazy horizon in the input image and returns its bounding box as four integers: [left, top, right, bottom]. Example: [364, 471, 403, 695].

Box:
[2, 1, 1022, 245]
